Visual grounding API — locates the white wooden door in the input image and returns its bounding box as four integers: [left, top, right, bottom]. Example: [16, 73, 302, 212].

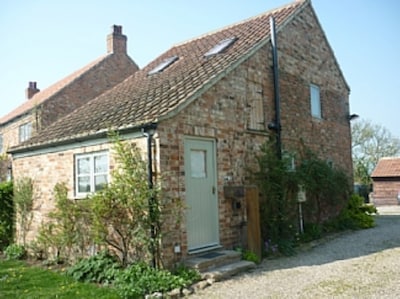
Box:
[184, 138, 219, 251]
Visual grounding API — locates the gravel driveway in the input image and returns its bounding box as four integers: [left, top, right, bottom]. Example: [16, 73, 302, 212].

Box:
[191, 208, 400, 298]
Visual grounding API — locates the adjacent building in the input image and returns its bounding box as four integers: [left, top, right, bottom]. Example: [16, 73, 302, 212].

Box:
[0, 25, 139, 179]
[371, 157, 400, 206]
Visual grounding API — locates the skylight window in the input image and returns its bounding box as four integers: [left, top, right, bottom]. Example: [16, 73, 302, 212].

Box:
[148, 56, 179, 75]
[204, 37, 237, 57]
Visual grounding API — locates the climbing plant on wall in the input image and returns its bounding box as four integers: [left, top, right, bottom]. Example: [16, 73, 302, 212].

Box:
[254, 141, 351, 256]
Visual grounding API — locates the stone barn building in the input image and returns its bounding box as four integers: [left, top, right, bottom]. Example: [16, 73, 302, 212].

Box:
[9, 0, 352, 266]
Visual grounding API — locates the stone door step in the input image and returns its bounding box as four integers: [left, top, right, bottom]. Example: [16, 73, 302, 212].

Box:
[201, 260, 256, 281]
[184, 250, 256, 282]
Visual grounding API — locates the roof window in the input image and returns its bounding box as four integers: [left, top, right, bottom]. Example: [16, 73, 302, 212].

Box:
[204, 37, 237, 57]
[148, 56, 179, 75]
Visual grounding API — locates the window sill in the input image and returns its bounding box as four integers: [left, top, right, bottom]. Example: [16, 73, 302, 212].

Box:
[74, 195, 90, 200]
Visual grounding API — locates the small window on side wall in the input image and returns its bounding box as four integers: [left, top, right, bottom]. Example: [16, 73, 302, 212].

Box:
[19, 122, 32, 143]
[310, 84, 321, 119]
[75, 151, 109, 197]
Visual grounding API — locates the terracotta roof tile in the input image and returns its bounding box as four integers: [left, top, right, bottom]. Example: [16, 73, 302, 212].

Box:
[11, 0, 307, 152]
[371, 157, 400, 178]
[0, 54, 109, 125]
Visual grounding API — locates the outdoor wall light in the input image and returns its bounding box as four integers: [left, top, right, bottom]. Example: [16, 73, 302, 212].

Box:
[348, 114, 359, 121]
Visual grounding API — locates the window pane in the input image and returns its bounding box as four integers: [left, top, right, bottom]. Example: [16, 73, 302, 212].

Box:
[19, 126, 25, 142]
[19, 122, 33, 142]
[77, 157, 91, 174]
[26, 123, 32, 139]
[94, 154, 108, 174]
[205, 37, 237, 57]
[191, 150, 207, 178]
[94, 175, 107, 191]
[78, 176, 91, 193]
[148, 56, 179, 75]
[75, 151, 109, 196]
[310, 84, 321, 118]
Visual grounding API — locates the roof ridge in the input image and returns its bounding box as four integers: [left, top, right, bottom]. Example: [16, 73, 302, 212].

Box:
[0, 53, 111, 125]
[172, 0, 307, 48]
[380, 157, 400, 160]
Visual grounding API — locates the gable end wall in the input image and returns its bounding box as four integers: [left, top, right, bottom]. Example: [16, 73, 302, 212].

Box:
[157, 4, 352, 264]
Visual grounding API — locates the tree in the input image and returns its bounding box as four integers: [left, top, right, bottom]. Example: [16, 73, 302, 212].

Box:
[14, 177, 34, 246]
[90, 133, 157, 267]
[351, 119, 400, 185]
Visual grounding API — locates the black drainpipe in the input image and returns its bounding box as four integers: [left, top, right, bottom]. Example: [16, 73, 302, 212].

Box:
[142, 123, 157, 268]
[268, 16, 282, 159]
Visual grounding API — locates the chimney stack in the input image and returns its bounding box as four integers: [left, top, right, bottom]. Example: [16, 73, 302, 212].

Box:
[26, 81, 40, 100]
[107, 25, 127, 54]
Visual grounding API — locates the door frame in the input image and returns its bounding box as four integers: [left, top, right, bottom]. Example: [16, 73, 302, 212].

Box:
[184, 136, 220, 253]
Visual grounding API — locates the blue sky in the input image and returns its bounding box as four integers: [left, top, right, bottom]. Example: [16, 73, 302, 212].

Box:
[1, 0, 399, 138]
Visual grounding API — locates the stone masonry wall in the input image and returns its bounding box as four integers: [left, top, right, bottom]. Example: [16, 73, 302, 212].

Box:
[157, 4, 352, 265]
[0, 53, 138, 155]
[39, 54, 138, 129]
[0, 114, 36, 153]
[12, 137, 147, 245]
[156, 50, 274, 264]
[278, 4, 352, 174]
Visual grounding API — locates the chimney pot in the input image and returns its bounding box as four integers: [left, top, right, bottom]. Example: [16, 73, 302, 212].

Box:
[26, 81, 40, 100]
[107, 24, 127, 54]
[113, 25, 122, 35]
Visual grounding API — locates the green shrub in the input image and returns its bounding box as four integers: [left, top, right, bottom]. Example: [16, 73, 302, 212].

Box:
[299, 223, 323, 243]
[66, 250, 121, 284]
[67, 253, 200, 298]
[242, 250, 261, 264]
[0, 181, 13, 251]
[4, 244, 26, 260]
[114, 262, 198, 298]
[36, 183, 93, 263]
[172, 264, 201, 284]
[333, 194, 377, 230]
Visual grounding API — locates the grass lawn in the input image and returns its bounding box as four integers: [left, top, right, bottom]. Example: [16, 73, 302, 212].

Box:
[0, 259, 120, 299]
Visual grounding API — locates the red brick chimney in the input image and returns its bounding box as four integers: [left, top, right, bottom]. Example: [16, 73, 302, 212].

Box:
[107, 25, 127, 54]
[26, 82, 40, 99]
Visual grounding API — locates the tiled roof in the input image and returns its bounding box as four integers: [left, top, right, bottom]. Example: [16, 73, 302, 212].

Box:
[11, 0, 308, 152]
[371, 157, 400, 178]
[0, 54, 111, 126]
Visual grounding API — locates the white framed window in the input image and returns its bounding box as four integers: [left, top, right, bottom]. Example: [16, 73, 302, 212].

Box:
[75, 151, 109, 197]
[19, 122, 32, 142]
[310, 84, 322, 119]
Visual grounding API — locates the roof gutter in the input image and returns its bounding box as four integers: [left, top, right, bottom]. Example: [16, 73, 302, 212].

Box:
[8, 122, 158, 155]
